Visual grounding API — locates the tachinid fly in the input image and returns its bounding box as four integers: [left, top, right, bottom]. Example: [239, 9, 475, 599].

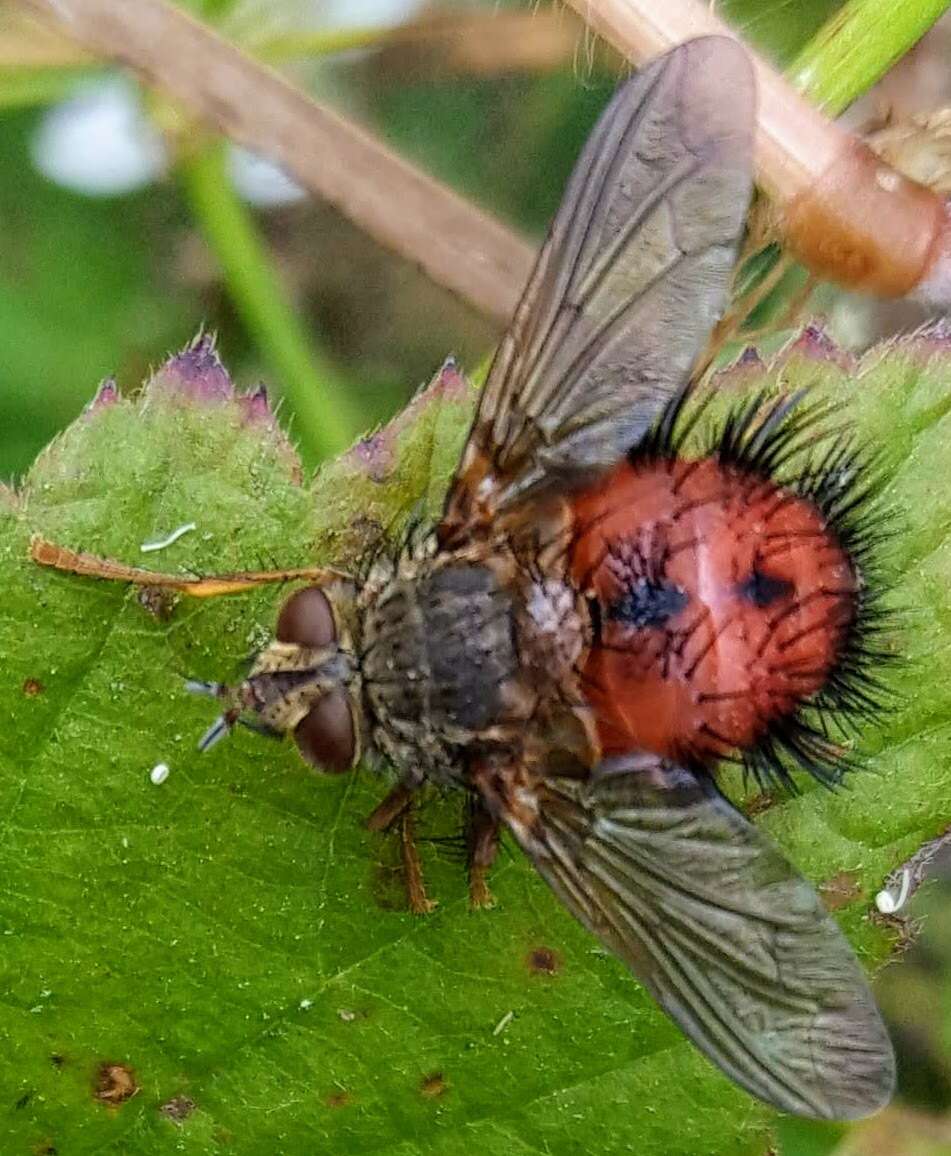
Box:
[33, 36, 896, 1120]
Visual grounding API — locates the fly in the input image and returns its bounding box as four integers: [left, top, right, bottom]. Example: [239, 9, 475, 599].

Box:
[32, 36, 895, 1120]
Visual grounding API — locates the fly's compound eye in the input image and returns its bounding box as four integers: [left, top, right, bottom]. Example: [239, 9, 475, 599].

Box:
[276, 586, 336, 648]
[294, 690, 355, 773]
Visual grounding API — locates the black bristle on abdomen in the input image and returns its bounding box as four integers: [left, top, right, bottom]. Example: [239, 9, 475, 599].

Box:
[632, 385, 896, 795]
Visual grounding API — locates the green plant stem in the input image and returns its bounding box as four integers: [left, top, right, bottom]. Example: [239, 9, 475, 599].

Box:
[252, 28, 390, 64]
[788, 0, 951, 115]
[199, 0, 238, 18]
[181, 142, 360, 461]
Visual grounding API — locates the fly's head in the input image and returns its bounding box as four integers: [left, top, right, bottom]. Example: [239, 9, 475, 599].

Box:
[189, 578, 366, 773]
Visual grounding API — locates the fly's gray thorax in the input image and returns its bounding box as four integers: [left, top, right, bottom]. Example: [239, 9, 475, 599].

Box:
[359, 554, 529, 785]
[358, 541, 590, 787]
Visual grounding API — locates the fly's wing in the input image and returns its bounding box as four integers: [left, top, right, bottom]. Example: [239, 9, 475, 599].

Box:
[496, 753, 894, 1120]
[441, 37, 754, 541]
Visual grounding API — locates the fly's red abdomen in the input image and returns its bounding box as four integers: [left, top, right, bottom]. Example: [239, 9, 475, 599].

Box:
[570, 457, 857, 765]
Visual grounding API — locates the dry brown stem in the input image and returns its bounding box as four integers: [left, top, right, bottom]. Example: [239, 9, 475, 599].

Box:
[298, 9, 586, 79]
[16, 0, 533, 324]
[564, 0, 951, 302]
[20, 0, 951, 316]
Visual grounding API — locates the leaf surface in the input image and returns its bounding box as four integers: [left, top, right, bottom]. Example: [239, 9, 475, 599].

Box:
[2, 330, 950, 1154]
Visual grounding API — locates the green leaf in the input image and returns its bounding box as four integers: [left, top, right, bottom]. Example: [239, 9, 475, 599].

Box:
[776, 1115, 847, 1156]
[2, 328, 950, 1153]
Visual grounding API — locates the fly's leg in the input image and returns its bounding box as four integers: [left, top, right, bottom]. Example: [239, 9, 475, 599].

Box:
[466, 794, 500, 911]
[365, 782, 415, 832]
[365, 783, 437, 916]
[399, 809, 437, 916]
[30, 536, 345, 598]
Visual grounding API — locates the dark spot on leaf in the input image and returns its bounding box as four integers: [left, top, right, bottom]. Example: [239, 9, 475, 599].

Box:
[745, 792, 775, 817]
[819, 870, 863, 911]
[22, 678, 44, 697]
[49, 1054, 65, 1069]
[325, 1089, 353, 1109]
[336, 514, 386, 560]
[94, 1062, 138, 1105]
[873, 907, 919, 953]
[160, 1095, 196, 1124]
[419, 1071, 447, 1099]
[138, 586, 175, 620]
[15, 1090, 33, 1110]
[527, 946, 561, 975]
[33, 1143, 57, 1156]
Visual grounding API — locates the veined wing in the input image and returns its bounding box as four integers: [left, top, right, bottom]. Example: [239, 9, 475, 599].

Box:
[441, 37, 754, 543]
[493, 753, 894, 1119]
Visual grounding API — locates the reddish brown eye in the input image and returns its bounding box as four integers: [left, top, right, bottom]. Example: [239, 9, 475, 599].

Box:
[276, 586, 336, 648]
[294, 691, 355, 773]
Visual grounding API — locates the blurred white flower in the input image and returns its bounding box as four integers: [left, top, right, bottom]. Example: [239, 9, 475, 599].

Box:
[227, 146, 308, 207]
[31, 76, 307, 208]
[230, 0, 424, 36]
[31, 77, 167, 197]
[31, 0, 426, 201]
[321, 0, 424, 29]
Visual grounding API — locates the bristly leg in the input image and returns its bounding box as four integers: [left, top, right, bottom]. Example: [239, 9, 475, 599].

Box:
[365, 783, 436, 915]
[365, 782, 416, 832]
[465, 794, 500, 910]
[399, 809, 437, 915]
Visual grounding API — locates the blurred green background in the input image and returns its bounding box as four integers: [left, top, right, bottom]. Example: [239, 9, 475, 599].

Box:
[3, 1, 951, 1153]
[0, 0, 852, 481]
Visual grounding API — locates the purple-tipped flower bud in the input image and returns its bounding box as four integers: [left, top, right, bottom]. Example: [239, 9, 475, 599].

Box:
[89, 376, 119, 410]
[711, 345, 767, 394]
[431, 355, 468, 401]
[734, 345, 765, 370]
[237, 383, 302, 481]
[148, 332, 233, 402]
[347, 431, 394, 483]
[786, 322, 853, 368]
[237, 383, 274, 425]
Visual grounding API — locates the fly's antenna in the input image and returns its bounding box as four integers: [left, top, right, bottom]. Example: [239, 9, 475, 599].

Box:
[185, 679, 241, 751]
